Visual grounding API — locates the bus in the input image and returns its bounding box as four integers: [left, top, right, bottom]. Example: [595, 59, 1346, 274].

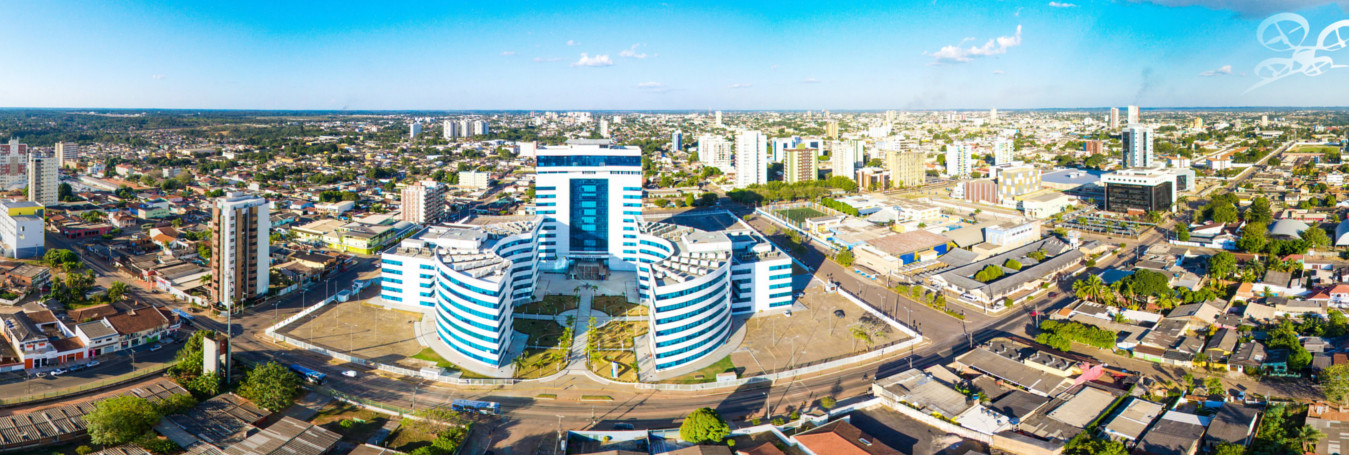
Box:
[451, 399, 501, 415]
[289, 364, 327, 385]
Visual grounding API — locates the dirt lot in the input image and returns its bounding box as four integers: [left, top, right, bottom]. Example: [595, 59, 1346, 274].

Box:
[282, 301, 427, 369]
[731, 285, 911, 376]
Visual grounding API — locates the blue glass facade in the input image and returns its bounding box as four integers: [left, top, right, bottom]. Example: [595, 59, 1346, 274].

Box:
[569, 178, 609, 252]
[537, 155, 642, 167]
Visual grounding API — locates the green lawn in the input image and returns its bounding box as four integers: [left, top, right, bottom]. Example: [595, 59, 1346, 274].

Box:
[516, 294, 580, 315]
[515, 319, 566, 347]
[411, 348, 493, 379]
[659, 355, 737, 384]
[1295, 145, 1339, 154]
[779, 207, 826, 224]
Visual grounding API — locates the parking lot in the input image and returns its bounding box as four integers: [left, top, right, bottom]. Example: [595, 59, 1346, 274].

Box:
[281, 300, 428, 368]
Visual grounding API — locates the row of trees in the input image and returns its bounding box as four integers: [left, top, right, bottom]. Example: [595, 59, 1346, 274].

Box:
[819, 197, 860, 216]
[725, 177, 859, 205]
[1035, 320, 1117, 351]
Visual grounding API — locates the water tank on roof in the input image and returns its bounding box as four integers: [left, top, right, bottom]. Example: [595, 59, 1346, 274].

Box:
[752, 243, 772, 253]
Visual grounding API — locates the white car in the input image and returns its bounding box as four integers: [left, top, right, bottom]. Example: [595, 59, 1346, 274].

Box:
[87, 360, 101, 368]
[50, 368, 68, 376]
[342, 370, 357, 378]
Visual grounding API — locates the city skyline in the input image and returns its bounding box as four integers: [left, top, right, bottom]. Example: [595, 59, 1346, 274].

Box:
[2, 1, 1349, 110]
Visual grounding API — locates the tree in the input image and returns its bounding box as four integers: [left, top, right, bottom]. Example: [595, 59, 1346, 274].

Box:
[237, 361, 302, 411]
[156, 393, 199, 415]
[1237, 221, 1268, 253]
[1004, 259, 1022, 271]
[1073, 275, 1110, 304]
[1210, 202, 1239, 224]
[1209, 251, 1237, 279]
[86, 395, 160, 446]
[974, 265, 1005, 282]
[58, 182, 76, 202]
[108, 281, 128, 303]
[1177, 223, 1191, 241]
[43, 248, 81, 271]
[1303, 226, 1332, 248]
[836, 249, 853, 267]
[679, 407, 729, 444]
[1211, 443, 1245, 455]
[1063, 433, 1126, 455]
[1247, 197, 1274, 224]
[1323, 364, 1349, 406]
[819, 396, 836, 409]
[1295, 425, 1326, 453]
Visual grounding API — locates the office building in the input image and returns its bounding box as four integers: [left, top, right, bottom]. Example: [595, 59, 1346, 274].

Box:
[770, 137, 823, 163]
[1122, 125, 1155, 168]
[0, 200, 43, 259]
[458, 171, 491, 189]
[380, 144, 792, 371]
[995, 164, 1041, 200]
[1084, 140, 1105, 155]
[409, 122, 423, 139]
[1109, 107, 1120, 129]
[830, 141, 859, 182]
[855, 167, 890, 191]
[443, 120, 460, 139]
[400, 180, 446, 225]
[825, 120, 839, 139]
[671, 130, 683, 152]
[963, 179, 997, 204]
[472, 120, 490, 136]
[1103, 168, 1176, 213]
[381, 212, 791, 371]
[0, 139, 27, 189]
[55, 142, 77, 169]
[599, 118, 609, 138]
[532, 141, 644, 271]
[945, 144, 972, 178]
[886, 150, 925, 188]
[1127, 105, 1140, 125]
[993, 139, 1014, 165]
[697, 135, 734, 172]
[210, 193, 270, 309]
[1193, 117, 1204, 129]
[26, 153, 57, 206]
[735, 131, 767, 188]
[784, 147, 818, 183]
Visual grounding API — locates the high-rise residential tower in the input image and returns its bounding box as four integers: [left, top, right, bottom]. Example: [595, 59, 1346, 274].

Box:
[1109, 108, 1120, 129]
[55, 142, 77, 169]
[211, 193, 270, 309]
[734, 131, 767, 188]
[401, 180, 446, 225]
[1122, 125, 1155, 168]
[26, 153, 57, 206]
[697, 135, 734, 172]
[993, 139, 1014, 165]
[443, 120, 460, 139]
[671, 130, 683, 152]
[409, 122, 423, 139]
[887, 150, 925, 188]
[831, 141, 859, 183]
[1127, 105, 1140, 125]
[784, 147, 817, 183]
[945, 144, 972, 178]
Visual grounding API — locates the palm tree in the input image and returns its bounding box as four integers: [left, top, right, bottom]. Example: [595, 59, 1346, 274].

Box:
[1294, 425, 1325, 453]
[108, 281, 128, 303]
[1073, 275, 1109, 304]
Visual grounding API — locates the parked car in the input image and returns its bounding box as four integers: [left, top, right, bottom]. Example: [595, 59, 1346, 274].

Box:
[342, 370, 357, 378]
[1049, 292, 1059, 299]
[87, 360, 101, 368]
[50, 368, 68, 376]
[149, 344, 164, 352]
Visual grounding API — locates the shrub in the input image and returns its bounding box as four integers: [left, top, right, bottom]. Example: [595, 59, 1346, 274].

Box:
[76, 446, 94, 455]
[771, 417, 785, 426]
[1004, 259, 1022, 270]
[339, 419, 355, 429]
[819, 396, 836, 409]
[789, 411, 800, 420]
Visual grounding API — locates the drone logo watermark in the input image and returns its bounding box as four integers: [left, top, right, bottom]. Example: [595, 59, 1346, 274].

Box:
[1248, 13, 1349, 93]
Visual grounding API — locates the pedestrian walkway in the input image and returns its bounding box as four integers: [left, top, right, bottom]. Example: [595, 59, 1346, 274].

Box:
[563, 288, 593, 374]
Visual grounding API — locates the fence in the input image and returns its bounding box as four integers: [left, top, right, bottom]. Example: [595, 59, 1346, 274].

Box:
[0, 363, 172, 407]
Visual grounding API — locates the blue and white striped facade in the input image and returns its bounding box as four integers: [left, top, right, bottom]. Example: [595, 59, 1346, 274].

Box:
[635, 222, 793, 371]
[379, 218, 542, 367]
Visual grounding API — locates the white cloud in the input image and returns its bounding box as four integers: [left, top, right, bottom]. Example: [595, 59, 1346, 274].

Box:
[1128, 0, 1349, 18]
[802, 77, 820, 83]
[635, 81, 664, 89]
[1047, 1, 1078, 7]
[992, 70, 1006, 75]
[152, 74, 166, 80]
[1199, 64, 1233, 77]
[566, 40, 578, 46]
[533, 57, 562, 62]
[571, 53, 614, 67]
[728, 83, 752, 89]
[927, 25, 1023, 64]
[619, 43, 648, 59]
[500, 51, 517, 56]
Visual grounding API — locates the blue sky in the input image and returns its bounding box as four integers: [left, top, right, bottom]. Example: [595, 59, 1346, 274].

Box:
[1, 0, 1347, 110]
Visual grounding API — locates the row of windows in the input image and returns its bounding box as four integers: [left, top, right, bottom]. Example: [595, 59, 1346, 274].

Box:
[382, 294, 402, 302]
[537, 194, 555, 199]
[769, 282, 791, 290]
[420, 264, 435, 270]
[440, 271, 501, 297]
[656, 284, 727, 323]
[655, 327, 727, 365]
[439, 291, 497, 320]
[538, 155, 641, 167]
[656, 310, 729, 348]
[420, 273, 434, 279]
[624, 187, 642, 191]
[623, 195, 642, 200]
[656, 305, 727, 337]
[437, 322, 499, 358]
[623, 203, 641, 207]
[440, 283, 500, 310]
[383, 268, 401, 275]
[640, 240, 670, 252]
[770, 291, 792, 299]
[538, 210, 556, 215]
[537, 202, 556, 207]
[655, 279, 721, 301]
[770, 273, 791, 281]
[382, 277, 403, 284]
[381, 259, 403, 266]
[437, 307, 499, 339]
